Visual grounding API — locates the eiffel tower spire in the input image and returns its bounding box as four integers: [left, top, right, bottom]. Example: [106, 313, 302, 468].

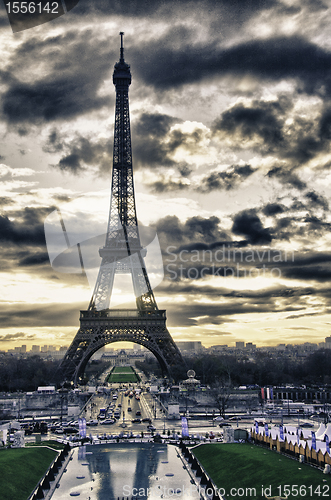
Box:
[59, 34, 185, 384]
[88, 32, 157, 313]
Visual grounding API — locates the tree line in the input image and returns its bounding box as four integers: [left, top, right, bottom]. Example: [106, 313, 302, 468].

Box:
[136, 348, 331, 387]
[1, 348, 331, 392]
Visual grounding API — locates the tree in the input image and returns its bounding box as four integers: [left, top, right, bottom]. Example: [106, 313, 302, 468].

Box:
[210, 376, 231, 417]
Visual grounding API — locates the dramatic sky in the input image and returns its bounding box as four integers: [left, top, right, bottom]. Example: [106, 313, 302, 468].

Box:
[1, 0, 331, 351]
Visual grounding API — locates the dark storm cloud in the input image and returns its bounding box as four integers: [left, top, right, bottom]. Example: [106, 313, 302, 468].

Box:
[211, 97, 331, 189]
[46, 112, 189, 176]
[133, 112, 191, 172]
[58, 154, 82, 173]
[213, 100, 287, 151]
[266, 167, 307, 190]
[0, 332, 36, 342]
[159, 284, 319, 321]
[159, 282, 315, 300]
[2, 76, 109, 124]
[44, 130, 113, 175]
[0, 302, 82, 328]
[262, 203, 286, 216]
[148, 178, 189, 193]
[285, 311, 321, 320]
[0, 197, 14, 206]
[1, 31, 114, 124]
[213, 96, 328, 170]
[197, 164, 255, 192]
[280, 252, 331, 268]
[155, 215, 226, 246]
[283, 266, 331, 282]
[305, 190, 329, 210]
[73, 0, 277, 20]
[133, 36, 331, 96]
[134, 112, 177, 138]
[231, 209, 273, 245]
[166, 299, 303, 328]
[0, 206, 54, 245]
[44, 129, 64, 154]
[18, 252, 50, 266]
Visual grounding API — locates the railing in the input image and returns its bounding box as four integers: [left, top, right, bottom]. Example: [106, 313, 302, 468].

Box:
[80, 309, 166, 319]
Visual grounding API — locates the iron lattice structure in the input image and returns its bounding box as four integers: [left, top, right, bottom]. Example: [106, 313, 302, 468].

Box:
[60, 34, 184, 384]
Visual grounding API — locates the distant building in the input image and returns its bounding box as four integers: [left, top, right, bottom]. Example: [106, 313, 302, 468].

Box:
[236, 342, 245, 349]
[31, 345, 40, 353]
[176, 341, 202, 354]
[101, 348, 145, 366]
[325, 337, 331, 349]
[245, 342, 256, 350]
[209, 345, 228, 352]
[37, 386, 56, 394]
[298, 342, 318, 352]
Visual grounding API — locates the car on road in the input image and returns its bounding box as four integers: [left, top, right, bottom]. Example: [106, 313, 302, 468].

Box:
[103, 419, 115, 425]
[142, 418, 152, 424]
[86, 419, 99, 426]
[213, 416, 224, 421]
[147, 425, 156, 431]
[128, 407, 132, 412]
[63, 426, 79, 434]
[219, 422, 232, 427]
[300, 422, 314, 428]
[135, 410, 141, 416]
[229, 416, 241, 421]
[132, 418, 141, 423]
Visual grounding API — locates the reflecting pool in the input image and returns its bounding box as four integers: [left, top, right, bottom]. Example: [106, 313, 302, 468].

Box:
[50, 443, 201, 499]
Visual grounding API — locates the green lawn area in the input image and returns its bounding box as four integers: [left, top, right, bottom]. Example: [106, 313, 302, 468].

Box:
[107, 365, 140, 383]
[26, 439, 65, 450]
[0, 446, 58, 500]
[193, 444, 331, 499]
[112, 366, 134, 373]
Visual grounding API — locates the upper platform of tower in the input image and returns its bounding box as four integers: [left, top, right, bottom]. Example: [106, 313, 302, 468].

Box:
[113, 32, 132, 87]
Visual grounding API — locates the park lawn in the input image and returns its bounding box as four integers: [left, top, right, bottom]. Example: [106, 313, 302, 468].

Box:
[26, 439, 65, 450]
[193, 443, 331, 499]
[107, 365, 140, 383]
[112, 366, 135, 373]
[108, 373, 139, 383]
[0, 446, 58, 500]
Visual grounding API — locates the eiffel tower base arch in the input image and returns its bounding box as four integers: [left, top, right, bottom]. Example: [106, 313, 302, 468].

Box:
[60, 309, 184, 385]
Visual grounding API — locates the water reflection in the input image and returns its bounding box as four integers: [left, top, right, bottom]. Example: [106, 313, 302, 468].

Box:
[50, 443, 200, 499]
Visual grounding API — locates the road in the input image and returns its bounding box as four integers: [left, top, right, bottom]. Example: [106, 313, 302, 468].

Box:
[43, 384, 321, 442]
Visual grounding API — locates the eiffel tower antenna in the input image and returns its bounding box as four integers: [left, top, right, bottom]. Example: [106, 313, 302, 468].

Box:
[59, 33, 185, 384]
[119, 31, 124, 60]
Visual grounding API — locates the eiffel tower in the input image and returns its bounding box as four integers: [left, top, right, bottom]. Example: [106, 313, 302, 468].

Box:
[60, 33, 184, 384]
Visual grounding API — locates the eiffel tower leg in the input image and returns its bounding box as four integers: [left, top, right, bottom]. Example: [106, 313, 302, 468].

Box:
[59, 313, 185, 385]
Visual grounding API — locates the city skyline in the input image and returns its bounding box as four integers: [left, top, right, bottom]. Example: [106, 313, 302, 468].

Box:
[5, 335, 331, 354]
[0, 1, 331, 352]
